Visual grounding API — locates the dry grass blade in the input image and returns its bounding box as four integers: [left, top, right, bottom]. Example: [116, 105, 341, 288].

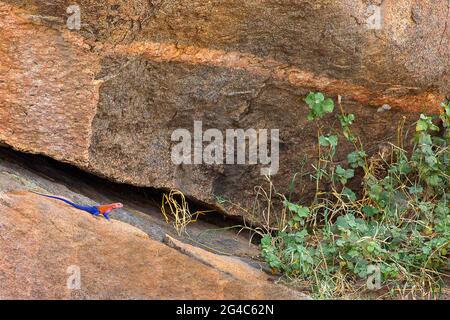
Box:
[161, 189, 212, 236]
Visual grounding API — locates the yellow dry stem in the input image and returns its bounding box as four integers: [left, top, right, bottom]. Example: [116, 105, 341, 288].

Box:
[161, 189, 211, 235]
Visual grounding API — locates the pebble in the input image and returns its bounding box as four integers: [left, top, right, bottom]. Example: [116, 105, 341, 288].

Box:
[377, 104, 392, 112]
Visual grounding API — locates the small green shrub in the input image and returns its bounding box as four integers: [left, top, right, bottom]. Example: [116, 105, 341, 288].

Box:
[260, 94, 449, 299]
[305, 92, 335, 121]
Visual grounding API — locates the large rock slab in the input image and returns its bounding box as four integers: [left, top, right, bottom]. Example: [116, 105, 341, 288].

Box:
[0, 1, 448, 220]
[0, 191, 307, 299]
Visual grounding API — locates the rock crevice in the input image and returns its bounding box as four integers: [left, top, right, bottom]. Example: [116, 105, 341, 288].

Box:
[0, 1, 448, 220]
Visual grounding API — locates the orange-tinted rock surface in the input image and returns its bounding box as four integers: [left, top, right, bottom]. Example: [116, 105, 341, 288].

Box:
[0, 1, 448, 219]
[0, 191, 308, 299]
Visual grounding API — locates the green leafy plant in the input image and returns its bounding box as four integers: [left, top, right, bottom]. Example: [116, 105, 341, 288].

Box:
[305, 92, 334, 121]
[334, 165, 354, 185]
[347, 150, 366, 169]
[260, 93, 450, 299]
[338, 113, 357, 142]
[319, 134, 338, 157]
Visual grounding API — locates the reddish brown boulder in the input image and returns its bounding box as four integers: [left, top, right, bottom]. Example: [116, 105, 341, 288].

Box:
[0, 191, 308, 299]
[0, 1, 447, 220]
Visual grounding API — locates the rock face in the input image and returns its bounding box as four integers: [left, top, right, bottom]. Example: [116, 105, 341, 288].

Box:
[0, 1, 448, 220]
[0, 191, 307, 299]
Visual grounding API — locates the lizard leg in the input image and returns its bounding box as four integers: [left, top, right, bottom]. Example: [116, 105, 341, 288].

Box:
[91, 207, 100, 217]
[103, 213, 110, 221]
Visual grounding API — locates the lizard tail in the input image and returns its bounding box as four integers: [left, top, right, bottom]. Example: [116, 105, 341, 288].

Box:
[30, 191, 99, 214]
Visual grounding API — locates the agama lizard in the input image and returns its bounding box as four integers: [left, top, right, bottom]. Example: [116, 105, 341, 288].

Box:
[32, 192, 123, 221]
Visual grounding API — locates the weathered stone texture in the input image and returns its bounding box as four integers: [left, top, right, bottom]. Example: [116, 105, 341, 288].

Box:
[0, 191, 307, 299]
[0, 1, 448, 220]
[0, 3, 100, 165]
